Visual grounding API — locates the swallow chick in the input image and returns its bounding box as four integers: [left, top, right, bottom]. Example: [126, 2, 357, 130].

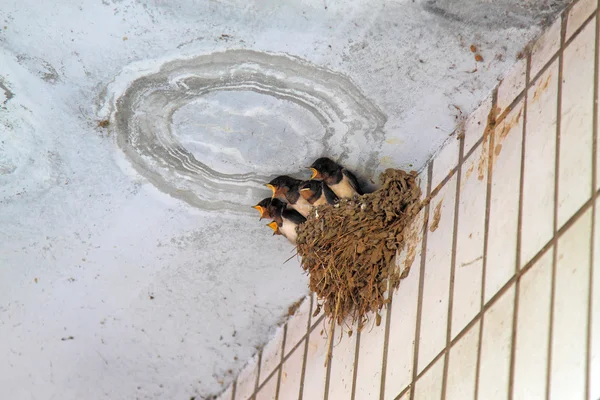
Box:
[266, 175, 312, 217]
[266, 221, 283, 236]
[309, 157, 363, 198]
[266, 201, 306, 244]
[252, 198, 287, 220]
[299, 180, 339, 207]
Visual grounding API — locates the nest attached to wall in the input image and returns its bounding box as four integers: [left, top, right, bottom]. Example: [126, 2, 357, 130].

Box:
[296, 169, 426, 331]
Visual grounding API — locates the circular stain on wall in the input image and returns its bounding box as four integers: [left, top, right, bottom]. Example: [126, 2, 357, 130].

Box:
[111, 50, 387, 212]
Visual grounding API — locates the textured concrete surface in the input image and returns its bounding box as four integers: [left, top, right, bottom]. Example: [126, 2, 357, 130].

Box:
[0, 0, 568, 398]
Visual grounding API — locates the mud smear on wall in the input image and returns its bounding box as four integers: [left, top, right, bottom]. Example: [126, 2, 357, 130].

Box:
[104, 50, 387, 213]
[0, 80, 14, 105]
[423, 0, 570, 30]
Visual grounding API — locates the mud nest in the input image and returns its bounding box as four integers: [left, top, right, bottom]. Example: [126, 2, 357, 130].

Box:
[296, 169, 426, 329]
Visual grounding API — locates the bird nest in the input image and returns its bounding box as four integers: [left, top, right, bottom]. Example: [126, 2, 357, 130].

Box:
[296, 169, 426, 331]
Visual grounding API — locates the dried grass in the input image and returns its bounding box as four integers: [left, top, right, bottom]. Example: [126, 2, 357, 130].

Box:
[296, 169, 426, 333]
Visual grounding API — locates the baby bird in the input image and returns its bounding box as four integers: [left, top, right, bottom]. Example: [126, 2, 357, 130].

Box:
[265, 200, 306, 244]
[252, 198, 287, 220]
[299, 180, 339, 207]
[267, 221, 284, 237]
[266, 175, 312, 217]
[309, 157, 363, 198]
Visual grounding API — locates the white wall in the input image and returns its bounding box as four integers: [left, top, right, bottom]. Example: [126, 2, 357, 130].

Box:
[221, 0, 600, 398]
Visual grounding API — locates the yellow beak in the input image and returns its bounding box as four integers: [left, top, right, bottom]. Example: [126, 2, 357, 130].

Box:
[266, 221, 278, 233]
[299, 187, 312, 200]
[252, 205, 265, 219]
[309, 168, 320, 180]
[266, 183, 277, 199]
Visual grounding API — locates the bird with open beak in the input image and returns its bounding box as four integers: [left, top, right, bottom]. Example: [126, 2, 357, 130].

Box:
[308, 157, 363, 198]
[267, 221, 284, 237]
[265, 199, 306, 244]
[266, 175, 312, 217]
[252, 198, 287, 220]
[299, 180, 339, 207]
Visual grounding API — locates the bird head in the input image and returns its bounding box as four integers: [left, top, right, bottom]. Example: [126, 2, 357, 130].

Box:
[266, 221, 281, 236]
[299, 181, 319, 200]
[252, 198, 272, 220]
[267, 175, 301, 199]
[309, 157, 340, 180]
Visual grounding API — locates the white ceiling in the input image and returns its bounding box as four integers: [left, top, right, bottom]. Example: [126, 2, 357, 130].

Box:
[0, 0, 568, 398]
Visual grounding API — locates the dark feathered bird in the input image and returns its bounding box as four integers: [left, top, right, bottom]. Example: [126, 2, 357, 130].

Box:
[265, 202, 306, 244]
[252, 197, 287, 220]
[266, 175, 312, 217]
[309, 157, 363, 198]
[299, 180, 339, 206]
